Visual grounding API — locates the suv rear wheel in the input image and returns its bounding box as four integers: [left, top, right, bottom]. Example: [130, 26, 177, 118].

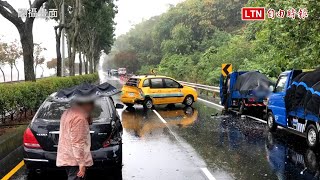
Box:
[125, 103, 134, 107]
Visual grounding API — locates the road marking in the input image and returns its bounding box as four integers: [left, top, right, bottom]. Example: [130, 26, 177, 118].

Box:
[198, 98, 267, 124]
[153, 109, 216, 180]
[201, 168, 216, 180]
[246, 115, 266, 124]
[1, 160, 24, 180]
[152, 110, 167, 124]
[198, 98, 224, 111]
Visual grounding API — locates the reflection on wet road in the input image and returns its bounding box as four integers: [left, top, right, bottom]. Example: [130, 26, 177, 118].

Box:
[121, 106, 207, 180]
[5, 76, 320, 180]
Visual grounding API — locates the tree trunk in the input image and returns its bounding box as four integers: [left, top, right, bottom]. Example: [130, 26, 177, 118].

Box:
[55, 27, 62, 77]
[34, 64, 37, 78]
[70, 49, 75, 76]
[14, 63, 19, 80]
[89, 44, 94, 74]
[67, 35, 72, 76]
[93, 57, 97, 72]
[84, 54, 88, 74]
[89, 55, 93, 74]
[40, 66, 44, 77]
[0, 67, 5, 82]
[0, 0, 48, 82]
[10, 65, 13, 81]
[79, 52, 82, 75]
[69, 0, 81, 76]
[19, 27, 36, 81]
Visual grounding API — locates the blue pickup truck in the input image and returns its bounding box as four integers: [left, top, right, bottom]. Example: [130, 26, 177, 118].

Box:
[267, 70, 320, 148]
[220, 71, 269, 114]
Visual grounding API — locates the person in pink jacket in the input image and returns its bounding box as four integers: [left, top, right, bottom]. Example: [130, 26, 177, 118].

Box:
[56, 100, 94, 180]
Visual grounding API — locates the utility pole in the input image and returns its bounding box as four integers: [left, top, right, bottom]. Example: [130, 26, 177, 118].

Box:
[61, 0, 65, 76]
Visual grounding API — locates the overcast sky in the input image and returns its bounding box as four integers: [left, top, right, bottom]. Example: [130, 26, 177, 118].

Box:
[0, 0, 184, 81]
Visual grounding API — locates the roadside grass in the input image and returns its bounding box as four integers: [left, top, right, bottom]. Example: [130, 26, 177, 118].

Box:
[0, 125, 27, 160]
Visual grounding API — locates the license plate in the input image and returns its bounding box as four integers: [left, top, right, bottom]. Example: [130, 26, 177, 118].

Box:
[49, 131, 95, 147]
[129, 92, 135, 96]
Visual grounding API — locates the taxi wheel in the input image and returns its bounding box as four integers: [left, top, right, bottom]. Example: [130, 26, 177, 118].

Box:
[184, 95, 194, 106]
[143, 98, 153, 109]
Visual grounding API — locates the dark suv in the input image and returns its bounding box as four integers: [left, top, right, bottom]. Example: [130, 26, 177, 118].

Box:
[23, 94, 123, 174]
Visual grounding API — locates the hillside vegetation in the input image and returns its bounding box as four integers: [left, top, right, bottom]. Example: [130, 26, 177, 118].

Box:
[109, 0, 320, 85]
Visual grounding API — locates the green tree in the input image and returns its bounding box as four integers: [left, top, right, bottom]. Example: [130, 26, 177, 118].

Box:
[3, 41, 22, 81]
[0, 0, 48, 81]
[0, 42, 6, 82]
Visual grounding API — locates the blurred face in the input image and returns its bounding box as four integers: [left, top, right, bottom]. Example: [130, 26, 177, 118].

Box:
[77, 101, 95, 113]
[82, 102, 95, 113]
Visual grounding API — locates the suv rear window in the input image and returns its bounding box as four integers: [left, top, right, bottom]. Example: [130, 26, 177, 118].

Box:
[125, 78, 140, 87]
[36, 98, 111, 121]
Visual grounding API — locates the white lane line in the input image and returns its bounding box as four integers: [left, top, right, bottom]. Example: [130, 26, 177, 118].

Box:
[153, 109, 183, 143]
[201, 168, 216, 180]
[198, 98, 224, 111]
[152, 110, 167, 124]
[153, 109, 216, 180]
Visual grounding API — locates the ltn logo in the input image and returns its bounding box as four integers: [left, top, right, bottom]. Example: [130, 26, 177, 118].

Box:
[242, 7, 265, 21]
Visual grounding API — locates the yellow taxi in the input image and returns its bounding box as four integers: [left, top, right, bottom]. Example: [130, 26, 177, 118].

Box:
[120, 75, 198, 109]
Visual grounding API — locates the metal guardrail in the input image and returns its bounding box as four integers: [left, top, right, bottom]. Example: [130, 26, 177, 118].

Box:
[178, 81, 219, 93]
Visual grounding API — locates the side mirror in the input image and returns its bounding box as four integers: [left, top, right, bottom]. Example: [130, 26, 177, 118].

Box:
[269, 85, 274, 92]
[115, 103, 124, 109]
[179, 85, 184, 88]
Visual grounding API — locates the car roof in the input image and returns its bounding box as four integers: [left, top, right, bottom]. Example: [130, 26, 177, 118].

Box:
[130, 75, 172, 79]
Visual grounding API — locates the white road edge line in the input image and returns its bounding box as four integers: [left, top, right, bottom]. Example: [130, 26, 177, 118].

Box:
[198, 98, 267, 124]
[153, 109, 216, 180]
[246, 115, 266, 124]
[198, 98, 224, 110]
[201, 168, 217, 180]
[152, 110, 167, 124]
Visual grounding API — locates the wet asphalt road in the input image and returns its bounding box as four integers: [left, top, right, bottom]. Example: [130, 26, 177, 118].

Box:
[4, 75, 320, 180]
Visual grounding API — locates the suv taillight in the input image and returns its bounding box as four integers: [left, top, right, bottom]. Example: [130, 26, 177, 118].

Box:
[23, 128, 42, 149]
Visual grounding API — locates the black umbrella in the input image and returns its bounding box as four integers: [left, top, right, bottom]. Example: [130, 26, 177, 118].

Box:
[53, 82, 120, 102]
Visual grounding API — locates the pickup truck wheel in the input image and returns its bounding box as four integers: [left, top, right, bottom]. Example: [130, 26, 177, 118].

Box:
[143, 98, 153, 109]
[239, 101, 245, 115]
[267, 112, 277, 132]
[306, 124, 319, 148]
[305, 149, 318, 171]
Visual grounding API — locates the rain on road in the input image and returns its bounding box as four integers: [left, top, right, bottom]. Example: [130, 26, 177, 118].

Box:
[3, 75, 320, 180]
